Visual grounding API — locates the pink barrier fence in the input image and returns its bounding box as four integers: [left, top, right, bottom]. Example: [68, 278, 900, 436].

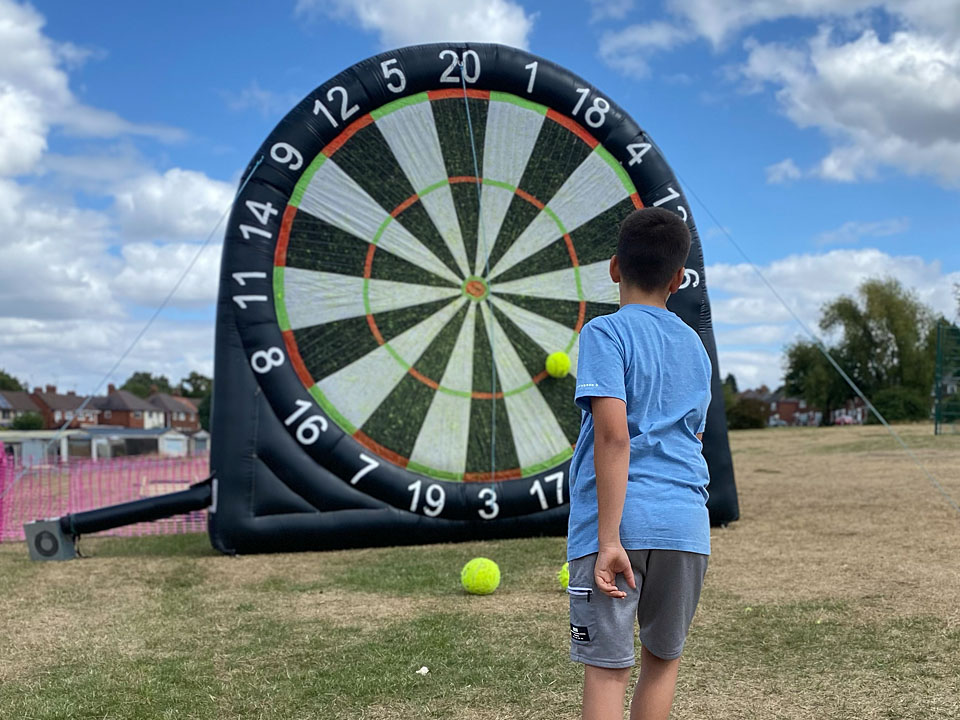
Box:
[0, 454, 210, 543]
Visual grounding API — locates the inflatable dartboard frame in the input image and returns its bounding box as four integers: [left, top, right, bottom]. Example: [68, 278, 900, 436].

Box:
[209, 43, 738, 554]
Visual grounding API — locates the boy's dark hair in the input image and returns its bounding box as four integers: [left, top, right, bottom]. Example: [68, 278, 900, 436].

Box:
[617, 207, 691, 292]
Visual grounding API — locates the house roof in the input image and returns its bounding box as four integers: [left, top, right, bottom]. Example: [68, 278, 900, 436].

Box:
[95, 389, 158, 412]
[81, 427, 186, 438]
[32, 391, 93, 411]
[148, 393, 197, 414]
[0, 391, 41, 413]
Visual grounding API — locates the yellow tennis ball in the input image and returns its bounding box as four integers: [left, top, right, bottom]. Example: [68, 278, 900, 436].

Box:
[557, 561, 569, 590]
[545, 351, 571, 378]
[461, 557, 501, 595]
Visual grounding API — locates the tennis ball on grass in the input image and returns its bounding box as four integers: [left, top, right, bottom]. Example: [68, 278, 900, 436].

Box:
[461, 557, 500, 595]
[557, 561, 569, 590]
[545, 351, 571, 378]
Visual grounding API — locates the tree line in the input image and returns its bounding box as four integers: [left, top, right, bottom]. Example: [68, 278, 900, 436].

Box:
[723, 277, 955, 429]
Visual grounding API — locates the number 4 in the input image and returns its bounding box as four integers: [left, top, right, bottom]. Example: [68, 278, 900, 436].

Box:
[626, 143, 651, 166]
[245, 200, 278, 225]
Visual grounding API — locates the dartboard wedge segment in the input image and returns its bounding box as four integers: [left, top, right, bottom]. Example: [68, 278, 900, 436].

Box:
[210, 42, 738, 554]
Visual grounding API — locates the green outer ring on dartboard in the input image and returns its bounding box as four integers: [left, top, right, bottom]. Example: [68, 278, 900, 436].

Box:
[273, 91, 639, 395]
[270, 89, 642, 479]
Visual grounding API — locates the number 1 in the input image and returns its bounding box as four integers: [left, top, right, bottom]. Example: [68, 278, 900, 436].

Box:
[525, 61, 538, 93]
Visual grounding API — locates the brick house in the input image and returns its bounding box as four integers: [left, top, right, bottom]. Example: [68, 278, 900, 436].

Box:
[768, 393, 822, 426]
[0, 391, 43, 427]
[30, 385, 100, 429]
[95, 385, 165, 429]
[148, 392, 201, 431]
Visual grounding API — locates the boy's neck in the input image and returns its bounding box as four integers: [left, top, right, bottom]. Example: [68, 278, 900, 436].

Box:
[619, 283, 670, 309]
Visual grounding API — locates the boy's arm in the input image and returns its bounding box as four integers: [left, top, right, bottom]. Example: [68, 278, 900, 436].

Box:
[592, 396, 637, 599]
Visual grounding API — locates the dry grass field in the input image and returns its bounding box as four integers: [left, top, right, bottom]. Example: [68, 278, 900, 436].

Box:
[1, 424, 958, 719]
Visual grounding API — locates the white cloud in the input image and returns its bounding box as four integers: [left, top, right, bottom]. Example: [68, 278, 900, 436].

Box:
[296, 0, 535, 49]
[708, 247, 960, 389]
[0, 178, 119, 321]
[224, 81, 302, 118]
[814, 217, 909, 246]
[0, 1, 227, 394]
[743, 28, 960, 186]
[765, 158, 802, 184]
[665, 0, 960, 47]
[113, 242, 222, 307]
[113, 169, 234, 240]
[0, 0, 182, 180]
[1, 317, 215, 395]
[589, 0, 634, 23]
[0, 82, 45, 174]
[599, 21, 691, 76]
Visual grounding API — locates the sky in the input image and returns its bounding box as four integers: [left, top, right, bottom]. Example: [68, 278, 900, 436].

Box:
[1, 0, 958, 394]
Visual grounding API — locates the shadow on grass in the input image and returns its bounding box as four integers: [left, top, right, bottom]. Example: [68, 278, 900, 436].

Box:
[80, 532, 217, 558]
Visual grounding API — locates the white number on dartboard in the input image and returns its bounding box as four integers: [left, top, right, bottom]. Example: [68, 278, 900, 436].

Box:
[380, 59, 406, 93]
[233, 295, 267, 309]
[530, 471, 565, 511]
[439, 49, 480, 84]
[251, 347, 285, 374]
[270, 142, 303, 171]
[652, 186, 688, 221]
[350, 453, 379, 486]
[572, 88, 610, 129]
[283, 399, 328, 445]
[478, 487, 499, 519]
[626, 143, 651, 166]
[231, 272, 266, 286]
[313, 86, 358, 128]
[408, 480, 445, 517]
[524, 61, 538, 94]
[245, 201, 278, 225]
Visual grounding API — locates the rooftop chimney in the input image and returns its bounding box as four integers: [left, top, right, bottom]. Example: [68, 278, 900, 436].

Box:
[108, 384, 116, 394]
[46, 384, 56, 394]
[67, 390, 76, 396]
[33, 387, 41, 395]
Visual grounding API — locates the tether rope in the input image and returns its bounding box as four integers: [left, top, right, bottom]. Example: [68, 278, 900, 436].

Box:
[459, 62, 497, 481]
[675, 170, 960, 516]
[0, 156, 264, 504]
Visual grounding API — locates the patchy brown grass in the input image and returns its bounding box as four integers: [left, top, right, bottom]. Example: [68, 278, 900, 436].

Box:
[0, 423, 958, 719]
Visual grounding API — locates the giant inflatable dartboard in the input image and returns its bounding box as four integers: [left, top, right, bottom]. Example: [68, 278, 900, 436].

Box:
[209, 43, 738, 554]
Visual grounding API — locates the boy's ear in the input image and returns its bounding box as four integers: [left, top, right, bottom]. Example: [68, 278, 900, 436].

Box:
[667, 266, 686, 294]
[609, 254, 621, 283]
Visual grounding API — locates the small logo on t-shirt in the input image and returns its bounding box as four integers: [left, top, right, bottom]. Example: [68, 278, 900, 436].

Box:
[570, 623, 591, 642]
[576, 382, 599, 389]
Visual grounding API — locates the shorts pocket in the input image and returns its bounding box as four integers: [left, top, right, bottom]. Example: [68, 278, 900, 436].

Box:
[567, 585, 595, 644]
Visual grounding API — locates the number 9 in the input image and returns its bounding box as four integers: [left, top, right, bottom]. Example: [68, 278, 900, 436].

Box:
[270, 142, 303, 171]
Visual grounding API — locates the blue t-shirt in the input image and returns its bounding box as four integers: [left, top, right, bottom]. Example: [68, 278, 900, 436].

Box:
[566, 303, 712, 561]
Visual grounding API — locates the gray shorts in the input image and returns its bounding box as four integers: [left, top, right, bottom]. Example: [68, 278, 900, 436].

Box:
[568, 549, 707, 667]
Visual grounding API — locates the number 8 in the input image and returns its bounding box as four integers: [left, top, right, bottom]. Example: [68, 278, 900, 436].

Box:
[584, 98, 610, 129]
[251, 347, 285, 374]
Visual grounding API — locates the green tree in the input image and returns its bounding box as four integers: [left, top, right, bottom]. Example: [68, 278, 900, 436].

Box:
[0, 369, 25, 392]
[120, 372, 173, 398]
[198, 391, 212, 432]
[178, 372, 212, 398]
[12, 412, 44, 430]
[783, 341, 850, 424]
[784, 277, 939, 423]
[723, 373, 738, 394]
[726, 397, 767, 429]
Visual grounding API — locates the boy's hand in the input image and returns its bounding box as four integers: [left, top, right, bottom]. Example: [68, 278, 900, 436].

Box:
[595, 544, 637, 599]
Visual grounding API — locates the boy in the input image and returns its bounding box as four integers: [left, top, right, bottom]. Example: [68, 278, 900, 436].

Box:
[567, 207, 711, 720]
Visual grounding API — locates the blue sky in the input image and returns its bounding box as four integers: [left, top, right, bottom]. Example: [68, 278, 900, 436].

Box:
[1, 0, 958, 393]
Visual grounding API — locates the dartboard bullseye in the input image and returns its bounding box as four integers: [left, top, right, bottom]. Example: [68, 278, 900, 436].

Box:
[210, 43, 738, 553]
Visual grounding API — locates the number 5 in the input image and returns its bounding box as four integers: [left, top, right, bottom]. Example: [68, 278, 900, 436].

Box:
[381, 59, 406, 93]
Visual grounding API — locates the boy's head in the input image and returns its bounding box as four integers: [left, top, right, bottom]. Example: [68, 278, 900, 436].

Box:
[614, 207, 691, 293]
